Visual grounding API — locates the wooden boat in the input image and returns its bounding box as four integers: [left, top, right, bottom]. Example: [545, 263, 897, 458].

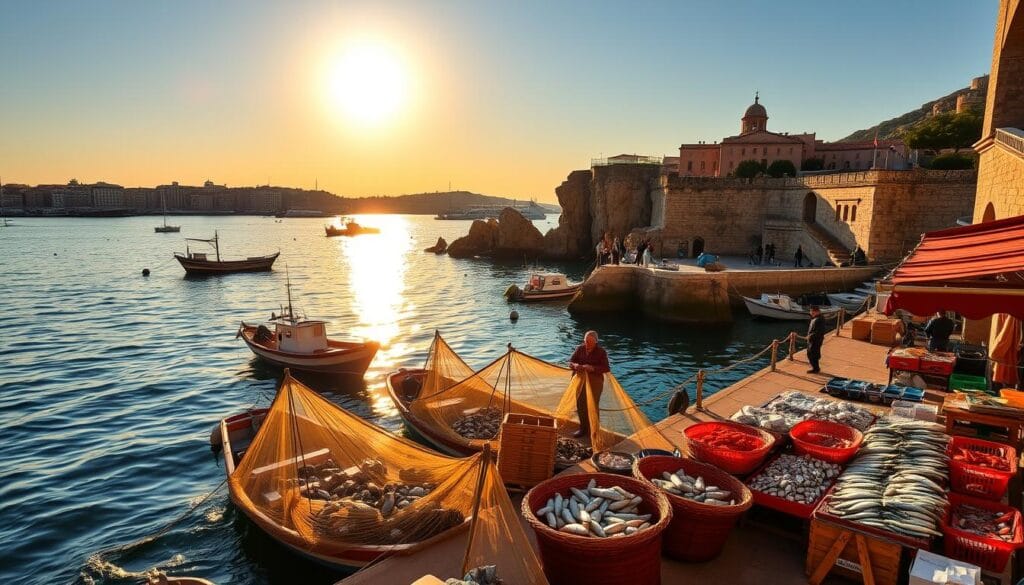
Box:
[504, 272, 582, 302]
[826, 292, 871, 312]
[325, 218, 380, 237]
[743, 293, 841, 321]
[237, 277, 378, 375]
[174, 231, 278, 274]
[154, 192, 180, 233]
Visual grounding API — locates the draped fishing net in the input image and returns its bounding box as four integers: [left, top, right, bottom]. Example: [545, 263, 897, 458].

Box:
[409, 341, 669, 455]
[227, 372, 545, 582]
[418, 331, 476, 400]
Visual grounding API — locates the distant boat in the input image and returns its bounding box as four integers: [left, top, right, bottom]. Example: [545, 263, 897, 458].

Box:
[174, 231, 278, 274]
[826, 292, 871, 312]
[435, 201, 546, 220]
[154, 192, 180, 233]
[504, 272, 582, 302]
[236, 275, 378, 374]
[743, 293, 841, 321]
[325, 218, 380, 237]
[276, 209, 326, 218]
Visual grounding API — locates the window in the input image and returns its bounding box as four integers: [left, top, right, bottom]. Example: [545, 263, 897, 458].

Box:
[700, 161, 706, 171]
[741, 148, 746, 156]
[842, 206, 849, 221]
[776, 147, 780, 155]
[850, 206, 857, 222]
[712, 161, 718, 172]
[835, 206, 841, 221]
[687, 161, 693, 171]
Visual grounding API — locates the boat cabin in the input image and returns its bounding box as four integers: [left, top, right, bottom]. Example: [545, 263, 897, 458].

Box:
[526, 273, 571, 292]
[272, 319, 329, 354]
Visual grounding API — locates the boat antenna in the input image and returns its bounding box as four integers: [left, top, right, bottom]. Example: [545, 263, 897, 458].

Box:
[285, 265, 295, 322]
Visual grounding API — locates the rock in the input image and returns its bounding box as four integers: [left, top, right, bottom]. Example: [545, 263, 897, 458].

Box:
[494, 207, 543, 257]
[590, 163, 661, 246]
[543, 170, 592, 259]
[424, 236, 448, 254]
[447, 219, 498, 258]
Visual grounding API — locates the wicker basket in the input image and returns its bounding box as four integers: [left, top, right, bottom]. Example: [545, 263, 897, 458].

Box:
[497, 413, 557, 487]
[522, 472, 672, 585]
[633, 455, 752, 561]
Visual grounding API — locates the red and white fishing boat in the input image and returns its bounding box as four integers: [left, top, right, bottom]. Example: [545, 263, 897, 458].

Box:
[504, 272, 582, 302]
[237, 277, 378, 375]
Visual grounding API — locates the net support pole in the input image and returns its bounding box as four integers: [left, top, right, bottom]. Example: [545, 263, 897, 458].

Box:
[695, 369, 705, 410]
[788, 331, 796, 360]
[461, 444, 492, 576]
[770, 339, 779, 371]
[835, 307, 845, 336]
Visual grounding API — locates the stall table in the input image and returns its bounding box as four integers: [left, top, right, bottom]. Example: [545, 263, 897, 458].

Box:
[942, 395, 1024, 452]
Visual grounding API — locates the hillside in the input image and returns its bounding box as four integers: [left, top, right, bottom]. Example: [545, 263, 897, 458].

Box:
[290, 189, 558, 215]
[841, 76, 987, 142]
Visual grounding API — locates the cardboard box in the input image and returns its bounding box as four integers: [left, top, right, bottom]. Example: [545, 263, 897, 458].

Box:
[871, 318, 901, 346]
[909, 549, 980, 585]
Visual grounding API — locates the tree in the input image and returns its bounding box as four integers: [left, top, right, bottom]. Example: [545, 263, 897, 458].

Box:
[903, 111, 983, 152]
[801, 157, 824, 172]
[928, 153, 976, 170]
[767, 159, 797, 178]
[735, 159, 766, 179]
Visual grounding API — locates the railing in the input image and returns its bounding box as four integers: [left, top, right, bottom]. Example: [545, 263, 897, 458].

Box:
[995, 127, 1024, 157]
[591, 155, 664, 167]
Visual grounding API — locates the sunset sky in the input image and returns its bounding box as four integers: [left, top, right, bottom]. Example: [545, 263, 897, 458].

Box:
[0, 1, 998, 202]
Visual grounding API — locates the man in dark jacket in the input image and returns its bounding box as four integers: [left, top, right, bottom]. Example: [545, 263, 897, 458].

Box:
[924, 311, 955, 352]
[795, 245, 804, 267]
[568, 330, 610, 437]
[806, 306, 826, 373]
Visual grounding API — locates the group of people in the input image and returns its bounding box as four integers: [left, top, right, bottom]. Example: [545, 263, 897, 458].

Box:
[596, 234, 654, 267]
[749, 243, 777, 266]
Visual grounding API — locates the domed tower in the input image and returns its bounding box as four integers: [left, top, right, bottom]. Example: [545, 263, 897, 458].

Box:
[741, 93, 768, 134]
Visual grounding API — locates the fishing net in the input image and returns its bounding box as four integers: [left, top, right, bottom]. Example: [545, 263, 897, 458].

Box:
[409, 344, 670, 455]
[418, 331, 476, 400]
[227, 372, 544, 580]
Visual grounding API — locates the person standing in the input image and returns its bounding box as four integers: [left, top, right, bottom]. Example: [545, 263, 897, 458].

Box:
[755, 244, 763, 265]
[806, 306, 825, 373]
[634, 239, 647, 265]
[642, 243, 653, 267]
[767, 243, 776, 264]
[794, 245, 804, 267]
[611, 236, 622, 265]
[568, 330, 610, 438]
[924, 311, 955, 352]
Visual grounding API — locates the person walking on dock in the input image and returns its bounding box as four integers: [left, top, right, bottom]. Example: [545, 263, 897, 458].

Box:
[806, 306, 825, 373]
[794, 245, 804, 267]
[568, 330, 610, 438]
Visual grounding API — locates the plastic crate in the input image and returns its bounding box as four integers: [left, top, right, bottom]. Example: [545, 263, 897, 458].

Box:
[881, 385, 903, 405]
[954, 344, 988, 377]
[888, 347, 923, 371]
[949, 373, 988, 393]
[920, 353, 956, 376]
[948, 436, 1017, 500]
[942, 493, 1024, 573]
[901, 386, 925, 402]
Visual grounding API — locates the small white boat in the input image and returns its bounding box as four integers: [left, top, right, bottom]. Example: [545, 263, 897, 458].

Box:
[237, 277, 378, 375]
[855, 286, 876, 296]
[504, 272, 581, 302]
[743, 294, 841, 321]
[826, 292, 871, 312]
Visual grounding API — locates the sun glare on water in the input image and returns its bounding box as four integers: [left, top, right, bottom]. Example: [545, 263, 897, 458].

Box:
[326, 40, 409, 126]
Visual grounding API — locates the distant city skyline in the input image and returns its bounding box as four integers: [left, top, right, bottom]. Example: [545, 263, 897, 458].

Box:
[0, 1, 998, 202]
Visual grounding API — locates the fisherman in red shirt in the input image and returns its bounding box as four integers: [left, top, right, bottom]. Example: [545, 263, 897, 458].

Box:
[568, 330, 610, 438]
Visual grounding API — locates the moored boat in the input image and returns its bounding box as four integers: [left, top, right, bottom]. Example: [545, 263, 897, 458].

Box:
[504, 273, 581, 302]
[743, 293, 841, 321]
[325, 218, 380, 237]
[237, 277, 378, 375]
[154, 192, 180, 233]
[174, 231, 278, 274]
[825, 292, 871, 312]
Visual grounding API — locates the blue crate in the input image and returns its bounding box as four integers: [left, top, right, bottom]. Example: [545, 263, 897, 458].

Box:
[900, 386, 925, 402]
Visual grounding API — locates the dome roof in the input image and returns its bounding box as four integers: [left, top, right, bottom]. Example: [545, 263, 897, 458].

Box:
[744, 94, 767, 118]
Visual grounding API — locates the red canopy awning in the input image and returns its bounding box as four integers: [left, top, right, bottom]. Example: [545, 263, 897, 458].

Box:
[884, 214, 1024, 320]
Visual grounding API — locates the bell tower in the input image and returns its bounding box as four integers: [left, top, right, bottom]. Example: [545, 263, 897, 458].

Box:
[741, 92, 768, 134]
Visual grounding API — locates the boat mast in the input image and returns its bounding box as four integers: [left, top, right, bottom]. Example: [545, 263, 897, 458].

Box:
[161, 191, 167, 227]
[285, 267, 295, 322]
[214, 230, 220, 262]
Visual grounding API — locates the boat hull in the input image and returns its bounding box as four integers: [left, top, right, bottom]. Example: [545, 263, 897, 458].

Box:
[240, 326, 378, 375]
[743, 296, 840, 321]
[826, 293, 870, 312]
[175, 252, 279, 274]
[155, 226, 181, 233]
[513, 284, 582, 302]
[325, 226, 380, 237]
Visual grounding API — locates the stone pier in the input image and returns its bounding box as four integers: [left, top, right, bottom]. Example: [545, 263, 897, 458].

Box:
[568, 263, 881, 323]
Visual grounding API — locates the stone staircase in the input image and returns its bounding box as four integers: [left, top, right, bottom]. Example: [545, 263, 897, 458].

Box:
[803, 221, 850, 267]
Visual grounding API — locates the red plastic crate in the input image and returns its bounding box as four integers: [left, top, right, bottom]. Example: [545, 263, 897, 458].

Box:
[942, 492, 1024, 573]
[919, 353, 956, 375]
[887, 347, 923, 371]
[948, 436, 1017, 500]
[745, 453, 838, 519]
[790, 420, 863, 465]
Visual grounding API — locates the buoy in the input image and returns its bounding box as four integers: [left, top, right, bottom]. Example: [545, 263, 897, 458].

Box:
[142, 268, 151, 277]
[667, 390, 690, 416]
[509, 310, 519, 322]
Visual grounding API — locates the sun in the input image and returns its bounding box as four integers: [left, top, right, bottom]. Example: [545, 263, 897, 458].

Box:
[326, 40, 409, 126]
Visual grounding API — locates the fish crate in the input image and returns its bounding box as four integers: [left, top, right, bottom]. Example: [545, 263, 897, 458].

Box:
[920, 352, 957, 376]
[496, 413, 557, 487]
[948, 436, 1018, 500]
[807, 516, 906, 585]
[942, 492, 1024, 573]
[871, 319, 901, 346]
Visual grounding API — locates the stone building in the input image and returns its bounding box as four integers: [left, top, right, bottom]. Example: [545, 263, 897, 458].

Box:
[90, 182, 125, 208]
[678, 95, 908, 176]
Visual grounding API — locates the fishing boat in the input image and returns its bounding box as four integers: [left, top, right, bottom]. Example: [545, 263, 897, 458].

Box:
[325, 218, 380, 237]
[503, 272, 581, 302]
[174, 231, 278, 274]
[237, 276, 378, 375]
[743, 293, 841, 321]
[154, 192, 180, 233]
[826, 292, 871, 312]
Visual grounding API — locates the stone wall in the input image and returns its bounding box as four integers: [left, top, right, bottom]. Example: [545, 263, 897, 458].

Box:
[974, 141, 1024, 222]
[590, 163, 662, 244]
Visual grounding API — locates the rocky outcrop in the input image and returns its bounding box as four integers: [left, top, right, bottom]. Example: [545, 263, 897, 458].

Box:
[590, 163, 661, 245]
[424, 236, 448, 254]
[447, 219, 499, 258]
[447, 208, 544, 259]
[542, 170, 593, 259]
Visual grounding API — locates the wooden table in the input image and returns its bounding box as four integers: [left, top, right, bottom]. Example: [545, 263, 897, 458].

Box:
[942, 396, 1024, 451]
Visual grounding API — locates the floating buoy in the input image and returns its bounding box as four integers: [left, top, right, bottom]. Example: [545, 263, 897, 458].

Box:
[667, 390, 690, 416]
[509, 310, 519, 322]
[142, 268, 151, 277]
